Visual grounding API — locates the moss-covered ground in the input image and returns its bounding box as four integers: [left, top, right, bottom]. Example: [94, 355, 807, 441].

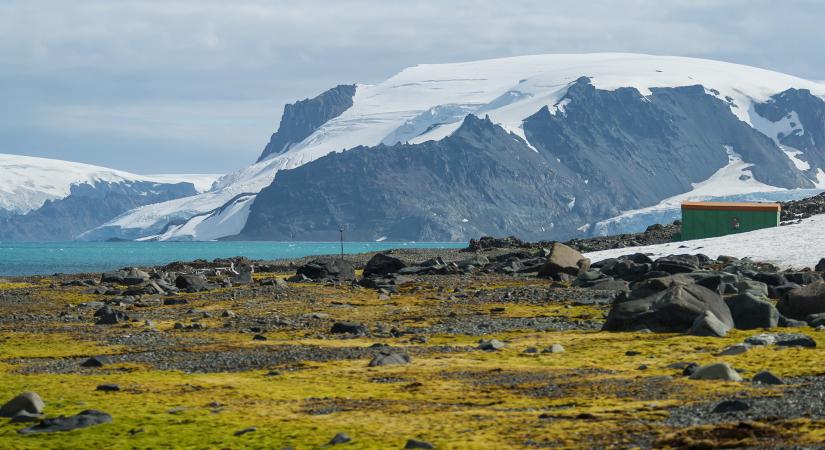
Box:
[0, 274, 823, 449]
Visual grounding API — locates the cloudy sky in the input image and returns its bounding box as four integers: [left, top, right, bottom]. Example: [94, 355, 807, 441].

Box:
[1, 0, 823, 174]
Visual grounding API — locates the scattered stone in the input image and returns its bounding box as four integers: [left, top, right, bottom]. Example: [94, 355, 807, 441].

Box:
[234, 427, 257, 436]
[363, 253, 407, 277]
[221, 310, 235, 318]
[405, 439, 435, 449]
[164, 298, 189, 306]
[368, 352, 411, 367]
[725, 293, 780, 329]
[543, 343, 565, 354]
[752, 371, 784, 385]
[716, 344, 749, 356]
[689, 310, 730, 337]
[775, 333, 817, 348]
[604, 284, 733, 333]
[523, 347, 538, 354]
[712, 400, 750, 413]
[688, 362, 742, 381]
[537, 243, 588, 278]
[252, 334, 267, 341]
[96, 384, 120, 392]
[297, 259, 356, 281]
[745, 333, 777, 346]
[81, 356, 112, 368]
[328, 432, 352, 445]
[681, 363, 699, 377]
[0, 392, 44, 417]
[777, 281, 825, 320]
[18, 410, 112, 435]
[477, 339, 505, 351]
[175, 274, 213, 292]
[94, 306, 129, 325]
[330, 322, 368, 335]
[9, 411, 42, 423]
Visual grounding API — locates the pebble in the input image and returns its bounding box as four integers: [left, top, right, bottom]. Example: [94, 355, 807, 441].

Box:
[752, 371, 784, 385]
[96, 384, 120, 392]
[477, 339, 505, 351]
[328, 432, 352, 445]
[689, 362, 742, 382]
[234, 427, 257, 436]
[716, 344, 749, 356]
[81, 356, 112, 368]
[543, 343, 565, 354]
[405, 438, 435, 449]
[712, 399, 750, 413]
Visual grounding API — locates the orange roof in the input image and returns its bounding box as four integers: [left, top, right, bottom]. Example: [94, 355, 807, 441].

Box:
[681, 201, 781, 212]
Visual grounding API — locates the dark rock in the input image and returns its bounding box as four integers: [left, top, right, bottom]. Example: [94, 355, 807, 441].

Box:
[94, 306, 129, 325]
[816, 258, 825, 272]
[712, 400, 750, 413]
[368, 352, 411, 367]
[96, 384, 120, 392]
[467, 236, 526, 251]
[724, 293, 780, 329]
[18, 410, 112, 435]
[363, 253, 407, 277]
[689, 310, 730, 337]
[81, 356, 112, 368]
[681, 363, 699, 377]
[778, 281, 825, 320]
[775, 333, 816, 348]
[769, 283, 802, 299]
[328, 432, 352, 445]
[297, 259, 356, 281]
[252, 334, 267, 341]
[784, 272, 823, 286]
[163, 298, 189, 306]
[0, 392, 44, 417]
[174, 274, 213, 292]
[752, 371, 784, 385]
[234, 427, 257, 436]
[752, 272, 788, 287]
[653, 255, 699, 274]
[405, 439, 435, 449]
[604, 283, 733, 332]
[330, 322, 368, 335]
[9, 411, 42, 423]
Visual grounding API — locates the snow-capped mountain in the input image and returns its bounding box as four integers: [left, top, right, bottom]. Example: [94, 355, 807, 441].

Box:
[0, 153, 221, 241]
[83, 53, 825, 242]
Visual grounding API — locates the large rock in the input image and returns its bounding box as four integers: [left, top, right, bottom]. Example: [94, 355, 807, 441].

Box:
[0, 392, 44, 417]
[653, 255, 700, 274]
[94, 306, 129, 325]
[367, 352, 411, 367]
[725, 293, 780, 329]
[777, 281, 825, 320]
[296, 259, 356, 280]
[604, 283, 733, 332]
[538, 243, 588, 278]
[18, 410, 112, 435]
[174, 274, 213, 292]
[689, 362, 742, 381]
[363, 253, 407, 277]
[689, 311, 730, 337]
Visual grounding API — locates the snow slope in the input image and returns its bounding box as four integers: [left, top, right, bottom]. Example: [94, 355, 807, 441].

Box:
[89, 53, 825, 241]
[584, 214, 825, 270]
[0, 153, 221, 214]
[592, 146, 788, 235]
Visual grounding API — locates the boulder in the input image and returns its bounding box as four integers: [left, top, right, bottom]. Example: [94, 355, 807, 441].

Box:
[94, 306, 129, 325]
[174, 274, 213, 292]
[0, 392, 44, 418]
[405, 439, 435, 449]
[712, 400, 750, 413]
[537, 243, 588, 278]
[330, 322, 368, 335]
[784, 272, 823, 286]
[735, 280, 769, 297]
[18, 410, 112, 435]
[689, 362, 742, 381]
[477, 339, 505, 351]
[653, 255, 700, 274]
[296, 259, 356, 280]
[816, 258, 825, 272]
[724, 293, 780, 330]
[328, 432, 352, 445]
[363, 253, 407, 277]
[604, 283, 733, 333]
[367, 352, 411, 367]
[777, 281, 825, 320]
[752, 371, 784, 385]
[689, 311, 730, 337]
[752, 272, 788, 287]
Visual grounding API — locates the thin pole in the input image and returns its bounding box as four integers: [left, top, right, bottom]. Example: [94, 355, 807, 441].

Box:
[339, 227, 344, 260]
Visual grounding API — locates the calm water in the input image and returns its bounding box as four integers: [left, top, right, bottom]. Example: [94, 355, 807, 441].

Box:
[0, 241, 466, 276]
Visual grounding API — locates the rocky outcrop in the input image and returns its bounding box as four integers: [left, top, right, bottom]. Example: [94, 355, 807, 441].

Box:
[257, 85, 357, 162]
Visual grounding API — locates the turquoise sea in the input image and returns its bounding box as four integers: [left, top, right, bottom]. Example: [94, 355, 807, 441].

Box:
[0, 241, 466, 276]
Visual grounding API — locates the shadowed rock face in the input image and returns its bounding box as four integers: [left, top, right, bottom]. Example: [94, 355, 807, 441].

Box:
[755, 88, 825, 179]
[237, 79, 818, 242]
[256, 84, 357, 162]
[0, 181, 198, 241]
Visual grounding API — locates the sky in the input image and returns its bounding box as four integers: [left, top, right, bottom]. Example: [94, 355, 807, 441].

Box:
[1, 0, 824, 174]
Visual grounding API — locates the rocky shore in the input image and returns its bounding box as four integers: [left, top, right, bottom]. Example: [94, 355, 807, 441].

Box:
[2, 236, 825, 448]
